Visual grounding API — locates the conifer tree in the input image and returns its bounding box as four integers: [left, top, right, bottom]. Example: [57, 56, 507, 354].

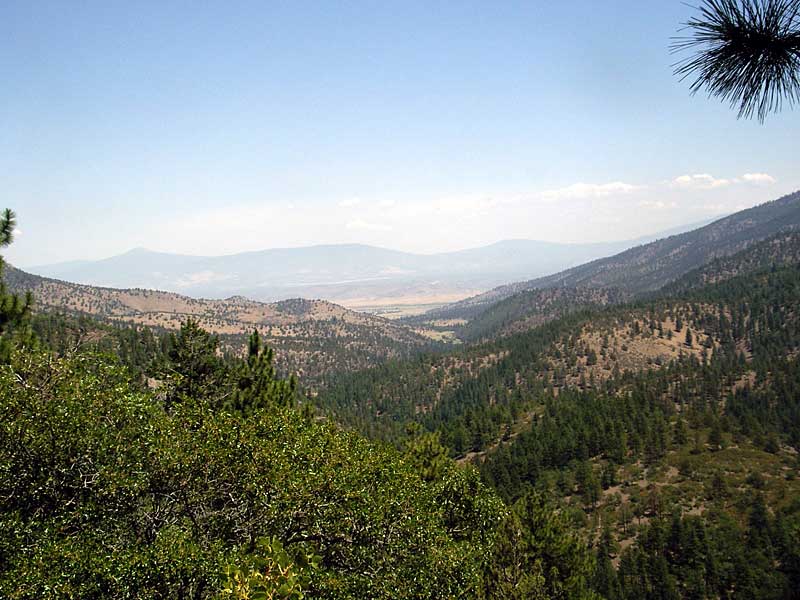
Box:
[229, 329, 296, 414]
[593, 525, 621, 600]
[600, 462, 617, 490]
[482, 492, 600, 599]
[709, 418, 725, 450]
[163, 318, 226, 405]
[673, 417, 689, 446]
[0, 209, 33, 361]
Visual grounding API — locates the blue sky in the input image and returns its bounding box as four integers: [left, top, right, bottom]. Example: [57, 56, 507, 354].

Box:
[3, 1, 799, 266]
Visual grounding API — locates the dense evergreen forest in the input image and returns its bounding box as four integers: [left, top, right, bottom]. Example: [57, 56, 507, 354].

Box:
[316, 238, 800, 598]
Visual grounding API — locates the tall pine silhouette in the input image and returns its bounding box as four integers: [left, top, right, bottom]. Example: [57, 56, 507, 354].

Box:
[0, 209, 32, 361]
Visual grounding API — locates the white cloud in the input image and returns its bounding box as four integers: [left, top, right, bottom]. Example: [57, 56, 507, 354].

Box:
[142, 169, 780, 259]
[540, 181, 640, 202]
[741, 173, 776, 185]
[346, 219, 392, 232]
[671, 174, 732, 190]
[672, 172, 776, 190]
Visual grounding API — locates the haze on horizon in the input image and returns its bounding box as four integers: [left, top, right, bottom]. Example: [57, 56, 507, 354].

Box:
[3, 1, 799, 268]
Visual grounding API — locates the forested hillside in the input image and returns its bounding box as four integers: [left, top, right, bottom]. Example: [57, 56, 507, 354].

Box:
[320, 232, 800, 453]
[316, 246, 800, 597]
[5, 200, 800, 600]
[1, 212, 610, 599]
[661, 230, 800, 294]
[446, 230, 800, 344]
[5, 210, 800, 598]
[456, 286, 628, 343]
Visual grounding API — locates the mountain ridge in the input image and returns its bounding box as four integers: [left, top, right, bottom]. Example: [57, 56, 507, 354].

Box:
[421, 191, 800, 325]
[27, 220, 716, 306]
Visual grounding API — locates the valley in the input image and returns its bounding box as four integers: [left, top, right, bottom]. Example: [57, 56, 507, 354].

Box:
[5, 191, 800, 599]
[7, 2, 800, 597]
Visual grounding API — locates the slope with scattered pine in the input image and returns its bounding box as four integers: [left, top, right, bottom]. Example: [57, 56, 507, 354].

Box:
[319, 254, 800, 569]
[3, 266, 436, 382]
[318, 236, 800, 457]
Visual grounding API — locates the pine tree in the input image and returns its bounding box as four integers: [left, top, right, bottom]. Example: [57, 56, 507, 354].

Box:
[483, 492, 600, 599]
[594, 525, 621, 600]
[587, 348, 598, 366]
[601, 462, 617, 490]
[0, 209, 33, 361]
[229, 329, 296, 414]
[710, 471, 728, 500]
[163, 318, 226, 405]
[708, 418, 724, 450]
[576, 461, 602, 508]
[673, 418, 689, 446]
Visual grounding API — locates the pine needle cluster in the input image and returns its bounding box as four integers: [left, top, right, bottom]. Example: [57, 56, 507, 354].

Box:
[673, 0, 800, 121]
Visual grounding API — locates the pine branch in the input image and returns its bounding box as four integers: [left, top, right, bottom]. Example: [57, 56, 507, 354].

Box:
[0, 209, 16, 247]
[673, 0, 800, 121]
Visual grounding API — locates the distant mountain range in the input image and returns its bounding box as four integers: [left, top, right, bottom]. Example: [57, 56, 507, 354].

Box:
[27, 221, 713, 308]
[418, 192, 800, 339]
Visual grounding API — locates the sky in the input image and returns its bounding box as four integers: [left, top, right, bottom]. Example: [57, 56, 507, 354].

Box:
[2, 1, 799, 267]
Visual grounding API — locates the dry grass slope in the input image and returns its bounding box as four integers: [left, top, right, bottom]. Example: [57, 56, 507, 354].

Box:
[4, 266, 432, 381]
